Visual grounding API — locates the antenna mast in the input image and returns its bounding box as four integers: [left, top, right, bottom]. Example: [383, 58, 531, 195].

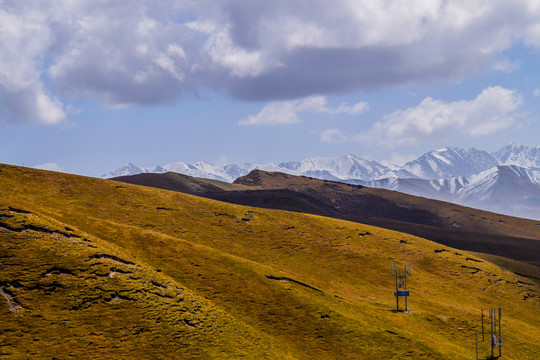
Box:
[391, 263, 411, 312]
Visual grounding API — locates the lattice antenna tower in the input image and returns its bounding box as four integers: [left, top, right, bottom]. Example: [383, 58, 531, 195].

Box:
[391, 263, 411, 312]
[489, 307, 502, 358]
[476, 307, 502, 359]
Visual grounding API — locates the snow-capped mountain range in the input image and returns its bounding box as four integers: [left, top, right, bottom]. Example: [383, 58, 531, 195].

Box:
[103, 144, 540, 220]
[356, 165, 540, 221]
[400, 147, 499, 179]
[493, 143, 540, 168]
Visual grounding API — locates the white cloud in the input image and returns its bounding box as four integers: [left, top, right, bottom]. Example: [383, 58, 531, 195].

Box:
[333, 101, 369, 115]
[2, 1, 540, 124]
[320, 129, 349, 143]
[239, 96, 368, 125]
[0, 0, 198, 123]
[534, 89, 540, 97]
[204, 25, 266, 78]
[34, 162, 63, 172]
[240, 101, 302, 126]
[371, 86, 523, 145]
[0, 3, 66, 124]
[0, 85, 67, 125]
[217, 155, 228, 166]
[325, 86, 524, 146]
[48, 1, 198, 107]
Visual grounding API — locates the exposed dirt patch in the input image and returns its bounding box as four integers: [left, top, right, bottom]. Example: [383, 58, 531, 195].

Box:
[460, 265, 481, 274]
[156, 207, 175, 211]
[41, 267, 75, 278]
[0, 287, 21, 315]
[88, 254, 136, 266]
[213, 212, 236, 218]
[106, 293, 133, 303]
[0, 220, 61, 236]
[265, 275, 323, 293]
[8, 207, 32, 214]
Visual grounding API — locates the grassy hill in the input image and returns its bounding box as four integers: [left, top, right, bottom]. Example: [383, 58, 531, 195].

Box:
[1, 163, 539, 359]
[114, 170, 540, 267]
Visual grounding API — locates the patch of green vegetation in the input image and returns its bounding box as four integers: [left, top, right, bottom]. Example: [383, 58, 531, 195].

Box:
[0, 164, 538, 359]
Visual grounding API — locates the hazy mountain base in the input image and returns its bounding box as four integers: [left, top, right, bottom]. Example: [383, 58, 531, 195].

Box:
[0, 164, 539, 359]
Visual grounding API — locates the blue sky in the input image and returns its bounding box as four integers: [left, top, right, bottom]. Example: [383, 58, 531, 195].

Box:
[1, 1, 539, 177]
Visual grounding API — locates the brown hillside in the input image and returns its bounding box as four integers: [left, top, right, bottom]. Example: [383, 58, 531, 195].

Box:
[114, 170, 540, 267]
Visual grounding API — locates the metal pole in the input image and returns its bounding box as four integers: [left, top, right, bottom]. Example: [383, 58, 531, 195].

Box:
[490, 309, 494, 359]
[404, 266, 408, 311]
[475, 330, 478, 360]
[498, 308, 502, 357]
[395, 272, 399, 311]
[481, 308, 484, 342]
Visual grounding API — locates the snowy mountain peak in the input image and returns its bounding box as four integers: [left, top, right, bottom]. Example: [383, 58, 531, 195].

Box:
[276, 154, 394, 181]
[493, 143, 540, 168]
[434, 147, 451, 153]
[101, 163, 143, 178]
[401, 147, 498, 180]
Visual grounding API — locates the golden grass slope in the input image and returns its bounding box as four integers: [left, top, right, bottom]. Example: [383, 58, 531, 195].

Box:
[0, 210, 280, 359]
[0, 163, 539, 359]
[114, 170, 540, 267]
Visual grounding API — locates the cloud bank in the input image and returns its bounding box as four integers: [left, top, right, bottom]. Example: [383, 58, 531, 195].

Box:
[322, 86, 524, 145]
[239, 96, 368, 125]
[1, 0, 540, 124]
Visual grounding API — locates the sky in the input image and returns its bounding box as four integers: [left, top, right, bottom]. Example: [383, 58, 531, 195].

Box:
[1, 0, 540, 177]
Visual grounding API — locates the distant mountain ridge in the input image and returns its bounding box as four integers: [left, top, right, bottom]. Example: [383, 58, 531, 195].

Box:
[493, 143, 540, 168]
[102, 144, 540, 220]
[103, 145, 536, 182]
[358, 165, 540, 220]
[400, 147, 498, 179]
